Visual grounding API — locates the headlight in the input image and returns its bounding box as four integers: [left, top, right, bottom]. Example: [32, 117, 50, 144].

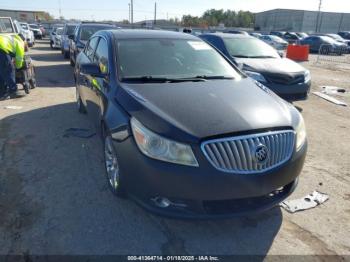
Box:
[131, 118, 199, 167]
[245, 70, 267, 83]
[304, 70, 311, 82]
[295, 115, 306, 151]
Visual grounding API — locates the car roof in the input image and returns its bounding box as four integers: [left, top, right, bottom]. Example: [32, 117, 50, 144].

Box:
[107, 29, 199, 40]
[200, 32, 253, 39]
[79, 23, 115, 27]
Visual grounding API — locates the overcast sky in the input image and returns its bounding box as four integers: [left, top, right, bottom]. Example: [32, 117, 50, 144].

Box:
[1, 0, 349, 21]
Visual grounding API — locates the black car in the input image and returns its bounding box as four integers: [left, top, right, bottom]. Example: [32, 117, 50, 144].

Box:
[74, 29, 307, 219]
[200, 33, 311, 101]
[270, 31, 286, 38]
[338, 31, 350, 40]
[283, 32, 301, 44]
[224, 30, 249, 36]
[69, 22, 116, 66]
[300, 36, 347, 54]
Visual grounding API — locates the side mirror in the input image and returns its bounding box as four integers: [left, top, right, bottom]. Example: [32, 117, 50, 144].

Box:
[80, 63, 107, 78]
[68, 34, 74, 40]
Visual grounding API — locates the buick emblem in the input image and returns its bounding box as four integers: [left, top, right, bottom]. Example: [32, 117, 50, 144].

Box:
[254, 144, 269, 165]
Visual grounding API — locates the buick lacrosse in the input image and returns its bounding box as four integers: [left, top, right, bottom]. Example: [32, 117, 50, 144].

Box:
[74, 30, 307, 218]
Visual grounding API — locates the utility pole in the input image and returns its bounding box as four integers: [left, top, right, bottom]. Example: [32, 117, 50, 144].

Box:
[58, 0, 62, 19]
[128, 3, 131, 23]
[315, 0, 322, 33]
[130, 0, 134, 26]
[154, 2, 157, 25]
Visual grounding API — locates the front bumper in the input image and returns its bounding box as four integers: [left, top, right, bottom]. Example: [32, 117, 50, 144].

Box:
[113, 136, 307, 219]
[264, 80, 311, 101]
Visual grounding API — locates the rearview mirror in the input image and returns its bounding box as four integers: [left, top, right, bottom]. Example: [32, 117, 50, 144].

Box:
[80, 63, 107, 78]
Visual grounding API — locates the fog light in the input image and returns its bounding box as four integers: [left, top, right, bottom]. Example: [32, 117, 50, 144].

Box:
[152, 197, 171, 208]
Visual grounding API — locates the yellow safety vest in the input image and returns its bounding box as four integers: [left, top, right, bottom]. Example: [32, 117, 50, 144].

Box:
[13, 34, 25, 69]
[0, 34, 25, 69]
[0, 34, 14, 55]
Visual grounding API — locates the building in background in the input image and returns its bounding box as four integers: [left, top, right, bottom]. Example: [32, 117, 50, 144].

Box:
[255, 9, 350, 33]
[0, 9, 51, 22]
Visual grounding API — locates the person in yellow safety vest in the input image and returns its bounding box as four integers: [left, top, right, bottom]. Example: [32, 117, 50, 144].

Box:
[0, 34, 25, 98]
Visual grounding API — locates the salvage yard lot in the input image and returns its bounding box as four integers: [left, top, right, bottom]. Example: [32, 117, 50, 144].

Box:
[0, 40, 349, 256]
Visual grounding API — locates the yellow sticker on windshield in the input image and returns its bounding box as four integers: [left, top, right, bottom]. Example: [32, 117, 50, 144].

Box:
[188, 41, 211, 50]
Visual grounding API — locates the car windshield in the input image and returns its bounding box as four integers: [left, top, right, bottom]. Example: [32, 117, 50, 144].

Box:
[223, 38, 279, 58]
[80, 25, 113, 41]
[20, 24, 28, 30]
[29, 24, 39, 29]
[66, 25, 76, 35]
[116, 39, 241, 80]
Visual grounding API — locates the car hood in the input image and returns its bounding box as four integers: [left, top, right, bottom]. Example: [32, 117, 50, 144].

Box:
[235, 57, 306, 75]
[117, 78, 298, 143]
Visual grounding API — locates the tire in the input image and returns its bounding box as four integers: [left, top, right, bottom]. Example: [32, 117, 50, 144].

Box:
[103, 127, 127, 198]
[321, 46, 330, 55]
[23, 82, 30, 94]
[29, 79, 36, 89]
[50, 41, 54, 49]
[64, 51, 70, 59]
[76, 88, 86, 114]
[70, 56, 75, 66]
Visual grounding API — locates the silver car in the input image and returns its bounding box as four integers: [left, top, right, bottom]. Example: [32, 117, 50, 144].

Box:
[260, 35, 288, 50]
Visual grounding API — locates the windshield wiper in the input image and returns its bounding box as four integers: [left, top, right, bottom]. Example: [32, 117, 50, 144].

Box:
[121, 76, 207, 83]
[233, 55, 250, 58]
[248, 55, 276, 58]
[194, 75, 234, 80]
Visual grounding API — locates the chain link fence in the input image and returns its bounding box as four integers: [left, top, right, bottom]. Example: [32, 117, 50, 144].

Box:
[316, 44, 350, 64]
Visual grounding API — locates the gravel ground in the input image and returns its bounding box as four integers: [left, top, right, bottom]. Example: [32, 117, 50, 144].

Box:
[0, 40, 349, 257]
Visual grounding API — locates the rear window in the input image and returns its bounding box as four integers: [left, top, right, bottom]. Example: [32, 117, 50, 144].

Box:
[66, 25, 76, 35]
[20, 23, 29, 30]
[29, 24, 39, 29]
[0, 18, 14, 33]
[80, 25, 114, 41]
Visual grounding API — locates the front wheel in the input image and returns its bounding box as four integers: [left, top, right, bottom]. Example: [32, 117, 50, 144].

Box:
[103, 130, 127, 198]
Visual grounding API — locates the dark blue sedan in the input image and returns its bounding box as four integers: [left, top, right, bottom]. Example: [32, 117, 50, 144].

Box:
[200, 33, 311, 101]
[74, 30, 307, 218]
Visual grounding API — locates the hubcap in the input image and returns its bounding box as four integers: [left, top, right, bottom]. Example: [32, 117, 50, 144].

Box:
[104, 136, 119, 190]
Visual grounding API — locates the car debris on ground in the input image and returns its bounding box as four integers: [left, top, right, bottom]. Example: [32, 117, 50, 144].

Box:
[3, 105, 23, 110]
[313, 92, 347, 106]
[280, 191, 329, 213]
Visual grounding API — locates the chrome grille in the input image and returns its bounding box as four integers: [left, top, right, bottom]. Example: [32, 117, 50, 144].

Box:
[201, 130, 295, 174]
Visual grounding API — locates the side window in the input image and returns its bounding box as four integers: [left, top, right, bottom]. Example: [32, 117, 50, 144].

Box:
[85, 37, 99, 61]
[94, 38, 109, 74]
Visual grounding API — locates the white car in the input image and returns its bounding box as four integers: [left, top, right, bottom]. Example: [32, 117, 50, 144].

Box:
[17, 22, 35, 47]
[260, 35, 288, 50]
[50, 27, 63, 49]
[29, 24, 42, 39]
